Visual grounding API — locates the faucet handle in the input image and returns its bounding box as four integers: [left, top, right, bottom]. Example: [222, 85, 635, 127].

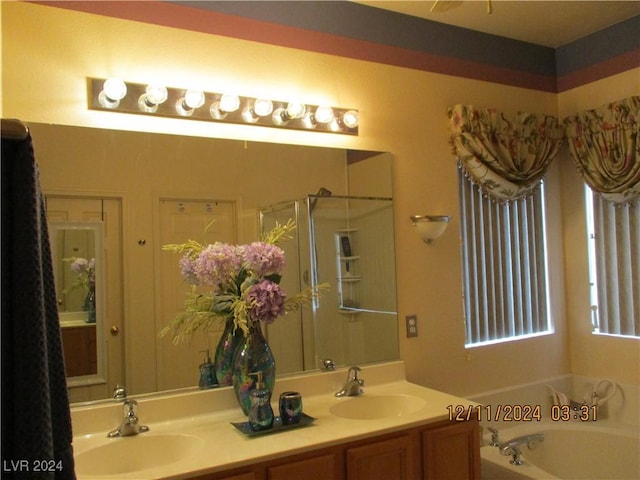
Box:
[123, 399, 138, 417]
[487, 427, 500, 447]
[347, 366, 362, 380]
[113, 384, 127, 401]
[322, 359, 336, 371]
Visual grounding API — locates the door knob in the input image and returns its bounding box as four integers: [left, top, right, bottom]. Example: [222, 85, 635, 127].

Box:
[110, 326, 120, 336]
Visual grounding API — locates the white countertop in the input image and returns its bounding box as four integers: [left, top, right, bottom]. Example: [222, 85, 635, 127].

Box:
[71, 362, 476, 479]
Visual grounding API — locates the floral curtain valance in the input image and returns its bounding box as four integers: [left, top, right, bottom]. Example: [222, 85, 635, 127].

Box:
[564, 96, 640, 205]
[448, 104, 565, 202]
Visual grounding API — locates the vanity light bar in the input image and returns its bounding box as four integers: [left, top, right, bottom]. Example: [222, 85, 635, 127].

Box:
[87, 78, 359, 135]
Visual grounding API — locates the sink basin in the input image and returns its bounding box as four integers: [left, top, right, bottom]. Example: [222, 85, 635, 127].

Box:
[329, 394, 426, 420]
[74, 433, 201, 476]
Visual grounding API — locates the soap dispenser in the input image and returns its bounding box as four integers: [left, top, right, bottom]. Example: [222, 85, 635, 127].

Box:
[248, 371, 274, 431]
[198, 350, 217, 389]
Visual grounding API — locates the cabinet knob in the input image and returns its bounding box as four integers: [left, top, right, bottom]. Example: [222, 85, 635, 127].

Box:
[110, 326, 120, 336]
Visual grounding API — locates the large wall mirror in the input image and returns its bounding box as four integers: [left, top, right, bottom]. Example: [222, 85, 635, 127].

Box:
[30, 122, 398, 404]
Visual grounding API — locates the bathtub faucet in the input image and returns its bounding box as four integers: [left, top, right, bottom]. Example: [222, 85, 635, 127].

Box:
[487, 427, 501, 447]
[499, 433, 544, 465]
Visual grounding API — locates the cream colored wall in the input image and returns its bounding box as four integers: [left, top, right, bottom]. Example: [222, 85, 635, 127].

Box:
[2, 1, 576, 397]
[557, 69, 640, 386]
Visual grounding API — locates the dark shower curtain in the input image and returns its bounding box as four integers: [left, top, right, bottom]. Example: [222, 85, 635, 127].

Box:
[1, 129, 76, 479]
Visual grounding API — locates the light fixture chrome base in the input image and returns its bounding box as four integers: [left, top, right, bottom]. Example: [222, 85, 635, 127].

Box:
[88, 78, 359, 135]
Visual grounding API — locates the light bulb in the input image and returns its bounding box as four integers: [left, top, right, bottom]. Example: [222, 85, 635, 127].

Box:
[314, 106, 334, 124]
[98, 78, 127, 108]
[138, 84, 167, 113]
[145, 85, 168, 105]
[219, 94, 240, 113]
[342, 110, 359, 129]
[285, 101, 306, 119]
[253, 98, 273, 117]
[184, 90, 205, 109]
[176, 89, 205, 116]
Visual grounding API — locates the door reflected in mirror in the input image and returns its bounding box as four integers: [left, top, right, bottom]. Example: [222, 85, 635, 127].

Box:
[49, 222, 106, 383]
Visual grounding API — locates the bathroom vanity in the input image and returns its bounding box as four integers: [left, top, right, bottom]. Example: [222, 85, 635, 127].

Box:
[71, 362, 480, 480]
[189, 417, 479, 480]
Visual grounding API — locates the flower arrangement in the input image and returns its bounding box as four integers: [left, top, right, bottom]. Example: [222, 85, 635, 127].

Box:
[161, 220, 327, 342]
[63, 257, 96, 291]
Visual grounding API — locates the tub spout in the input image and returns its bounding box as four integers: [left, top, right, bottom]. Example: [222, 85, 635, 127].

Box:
[499, 433, 544, 466]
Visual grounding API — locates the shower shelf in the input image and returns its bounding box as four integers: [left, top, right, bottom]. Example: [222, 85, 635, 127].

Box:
[338, 276, 361, 282]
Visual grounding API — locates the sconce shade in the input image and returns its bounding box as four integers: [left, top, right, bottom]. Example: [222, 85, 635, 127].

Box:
[410, 215, 451, 244]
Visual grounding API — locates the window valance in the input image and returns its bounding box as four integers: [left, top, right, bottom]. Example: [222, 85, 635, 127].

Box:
[564, 96, 640, 205]
[448, 104, 565, 202]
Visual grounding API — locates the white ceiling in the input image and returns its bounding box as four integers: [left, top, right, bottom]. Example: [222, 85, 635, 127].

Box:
[354, 1, 640, 47]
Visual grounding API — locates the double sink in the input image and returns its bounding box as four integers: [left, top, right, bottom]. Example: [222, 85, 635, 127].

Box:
[71, 363, 472, 479]
[75, 393, 426, 477]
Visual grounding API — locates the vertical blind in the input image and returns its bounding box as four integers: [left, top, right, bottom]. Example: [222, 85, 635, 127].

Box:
[589, 194, 640, 336]
[460, 174, 550, 345]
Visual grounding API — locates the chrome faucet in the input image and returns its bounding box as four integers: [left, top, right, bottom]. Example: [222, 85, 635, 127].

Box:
[113, 384, 127, 401]
[499, 433, 544, 465]
[335, 366, 364, 397]
[322, 358, 336, 371]
[487, 427, 501, 447]
[108, 399, 150, 437]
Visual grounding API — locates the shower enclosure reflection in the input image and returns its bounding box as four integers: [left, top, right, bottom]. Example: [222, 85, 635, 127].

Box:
[261, 195, 398, 374]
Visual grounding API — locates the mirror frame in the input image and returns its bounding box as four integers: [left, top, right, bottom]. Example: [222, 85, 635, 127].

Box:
[50, 222, 107, 387]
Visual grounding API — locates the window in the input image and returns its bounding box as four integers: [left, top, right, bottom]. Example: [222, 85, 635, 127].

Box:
[459, 172, 552, 346]
[585, 189, 639, 337]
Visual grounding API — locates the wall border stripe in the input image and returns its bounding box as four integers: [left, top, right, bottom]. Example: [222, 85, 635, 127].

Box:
[557, 49, 640, 92]
[30, 1, 638, 93]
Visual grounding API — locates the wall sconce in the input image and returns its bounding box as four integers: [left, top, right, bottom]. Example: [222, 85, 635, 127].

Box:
[88, 78, 359, 135]
[410, 215, 451, 244]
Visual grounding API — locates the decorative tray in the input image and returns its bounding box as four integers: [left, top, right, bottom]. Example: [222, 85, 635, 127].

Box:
[231, 413, 316, 437]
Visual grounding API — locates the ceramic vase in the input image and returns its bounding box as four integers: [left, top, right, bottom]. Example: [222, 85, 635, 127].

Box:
[232, 320, 276, 415]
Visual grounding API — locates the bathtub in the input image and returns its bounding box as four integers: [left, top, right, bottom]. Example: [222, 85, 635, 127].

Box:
[480, 421, 640, 480]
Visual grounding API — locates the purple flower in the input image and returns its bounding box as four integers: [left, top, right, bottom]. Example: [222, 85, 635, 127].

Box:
[71, 258, 89, 274]
[194, 243, 243, 288]
[246, 279, 286, 324]
[179, 256, 199, 285]
[242, 242, 286, 277]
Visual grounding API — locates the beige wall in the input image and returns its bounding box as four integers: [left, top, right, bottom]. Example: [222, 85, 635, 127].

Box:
[2, 2, 636, 396]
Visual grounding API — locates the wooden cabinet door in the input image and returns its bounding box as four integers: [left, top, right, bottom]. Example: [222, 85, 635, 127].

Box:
[346, 434, 417, 480]
[188, 469, 262, 480]
[214, 474, 258, 480]
[267, 452, 343, 480]
[422, 420, 480, 480]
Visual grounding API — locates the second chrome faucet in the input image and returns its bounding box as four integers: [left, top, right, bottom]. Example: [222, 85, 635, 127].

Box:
[335, 366, 364, 397]
[108, 399, 150, 437]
